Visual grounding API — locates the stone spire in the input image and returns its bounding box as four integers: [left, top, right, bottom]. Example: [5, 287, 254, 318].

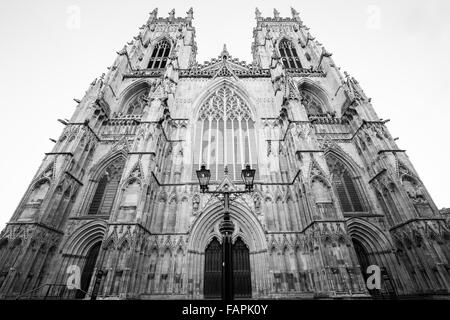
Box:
[149, 8, 158, 21]
[291, 7, 302, 23]
[168, 8, 175, 21]
[186, 7, 194, 20]
[255, 7, 261, 19]
[221, 44, 230, 59]
[273, 8, 280, 19]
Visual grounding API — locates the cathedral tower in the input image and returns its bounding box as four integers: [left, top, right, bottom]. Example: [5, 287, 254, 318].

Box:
[0, 8, 448, 300]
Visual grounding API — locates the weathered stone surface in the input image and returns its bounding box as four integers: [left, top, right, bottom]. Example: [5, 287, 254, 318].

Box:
[0, 8, 448, 300]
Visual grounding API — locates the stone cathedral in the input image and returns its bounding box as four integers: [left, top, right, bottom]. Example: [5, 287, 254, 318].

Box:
[0, 8, 449, 300]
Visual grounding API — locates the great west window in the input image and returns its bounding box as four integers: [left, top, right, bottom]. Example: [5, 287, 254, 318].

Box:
[192, 86, 258, 181]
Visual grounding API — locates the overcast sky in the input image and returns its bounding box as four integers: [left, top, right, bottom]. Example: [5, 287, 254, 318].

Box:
[0, 0, 448, 230]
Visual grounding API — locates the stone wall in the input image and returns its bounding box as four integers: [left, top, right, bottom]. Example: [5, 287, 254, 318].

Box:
[0, 8, 448, 300]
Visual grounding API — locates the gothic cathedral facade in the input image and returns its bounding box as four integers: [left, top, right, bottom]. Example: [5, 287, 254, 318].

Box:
[0, 8, 449, 300]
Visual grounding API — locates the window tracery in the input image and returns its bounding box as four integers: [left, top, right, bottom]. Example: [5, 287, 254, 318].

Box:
[326, 155, 365, 213]
[148, 39, 171, 69]
[88, 158, 125, 216]
[193, 86, 257, 181]
[301, 90, 325, 116]
[126, 89, 149, 115]
[279, 39, 302, 69]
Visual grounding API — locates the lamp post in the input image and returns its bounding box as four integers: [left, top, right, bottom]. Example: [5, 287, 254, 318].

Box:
[196, 164, 256, 301]
[90, 269, 104, 300]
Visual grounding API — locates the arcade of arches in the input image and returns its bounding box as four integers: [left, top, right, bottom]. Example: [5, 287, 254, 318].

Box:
[0, 8, 449, 300]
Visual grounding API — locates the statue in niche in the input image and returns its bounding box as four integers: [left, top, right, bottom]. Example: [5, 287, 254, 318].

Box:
[265, 27, 273, 43]
[253, 194, 262, 214]
[174, 148, 183, 170]
[192, 194, 200, 214]
[403, 177, 426, 204]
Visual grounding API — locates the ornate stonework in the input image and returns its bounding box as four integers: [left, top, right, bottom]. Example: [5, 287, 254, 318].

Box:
[0, 7, 448, 300]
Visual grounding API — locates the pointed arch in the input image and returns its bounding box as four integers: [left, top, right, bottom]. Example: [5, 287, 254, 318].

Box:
[62, 220, 107, 257]
[204, 237, 222, 298]
[307, 157, 330, 182]
[297, 79, 332, 115]
[117, 238, 130, 252]
[191, 80, 259, 182]
[18, 178, 52, 221]
[118, 82, 150, 115]
[148, 37, 172, 69]
[118, 80, 152, 107]
[191, 78, 258, 121]
[76, 241, 102, 299]
[122, 159, 145, 187]
[87, 152, 126, 216]
[347, 218, 393, 252]
[89, 149, 127, 181]
[102, 236, 116, 251]
[347, 218, 399, 295]
[187, 201, 267, 253]
[120, 176, 143, 191]
[278, 38, 303, 69]
[149, 35, 176, 48]
[325, 148, 367, 214]
[232, 236, 252, 298]
[324, 147, 364, 177]
[29, 178, 51, 203]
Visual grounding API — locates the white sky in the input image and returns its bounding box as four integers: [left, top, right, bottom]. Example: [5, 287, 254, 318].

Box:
[0, 0, 448, 230]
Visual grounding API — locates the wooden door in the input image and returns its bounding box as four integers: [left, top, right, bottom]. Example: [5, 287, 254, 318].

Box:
[76, 242, 101, 299]
[204, 238, 222, 299]
[233, 238, 251, 298]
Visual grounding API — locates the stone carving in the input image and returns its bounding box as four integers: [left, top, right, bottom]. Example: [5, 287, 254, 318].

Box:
[273, 9, 280, 19]
[253, 193, 262, 214]
[255, 7, 261, 19]
[1, 8, 447, 301]
[192, 194, 200, 213]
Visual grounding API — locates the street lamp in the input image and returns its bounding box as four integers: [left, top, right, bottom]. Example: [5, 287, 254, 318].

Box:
[241, 164, 256, 191]
[196, 164, 256, 301]
[196, 164, 211, 192]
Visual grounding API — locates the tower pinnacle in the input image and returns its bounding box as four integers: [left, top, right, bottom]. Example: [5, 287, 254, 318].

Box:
[255, 7, 261, 19]
[151, 8, 158, 18]
[187, 7, 194, 20]
[169, 9, 175, 21]
[291, 7, 301, 21]
[1, 7, 446, 303]
[221, 44, 230, 59]
[273, 8, 280, 19]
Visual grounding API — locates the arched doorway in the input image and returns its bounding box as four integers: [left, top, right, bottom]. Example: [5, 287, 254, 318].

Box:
[76, 242, 101, 299]
[190, 202, 267, 299]
[233, 237, 251, 298]
[204, 238, 222, 299]
[352, 238, 396, 298]
[203, 237, 252, 299]
[352, 239, 371, 282]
